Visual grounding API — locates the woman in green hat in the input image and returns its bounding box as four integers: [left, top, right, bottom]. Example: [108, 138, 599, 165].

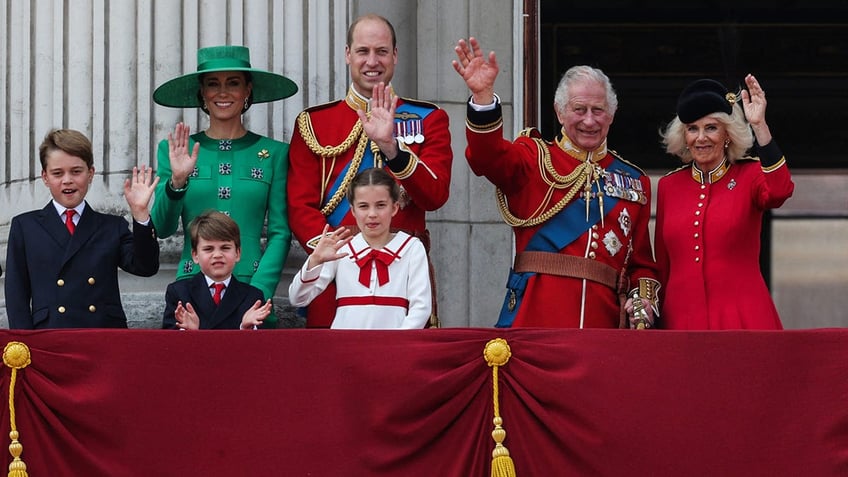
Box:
[152, 45, 298, 327]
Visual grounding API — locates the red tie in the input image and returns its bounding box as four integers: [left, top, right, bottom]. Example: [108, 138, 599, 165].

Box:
[356, 250, 395, 288]
[64, 209, 76, 235]
[212, 283, 226, 305]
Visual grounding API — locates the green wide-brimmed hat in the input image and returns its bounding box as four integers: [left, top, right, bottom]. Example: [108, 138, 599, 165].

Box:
[153, 45, 298, 108]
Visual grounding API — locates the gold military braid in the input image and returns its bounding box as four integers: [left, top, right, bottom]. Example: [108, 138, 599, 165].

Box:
[297, 110, 363, 157]
[296, 111, 370, 216]
[497, 138, 597, 227]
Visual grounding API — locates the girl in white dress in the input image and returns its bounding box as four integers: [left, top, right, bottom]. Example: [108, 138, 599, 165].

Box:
[288, 168, 432, 329]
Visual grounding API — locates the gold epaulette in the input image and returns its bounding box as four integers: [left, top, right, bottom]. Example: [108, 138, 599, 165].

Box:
[300, 99, 344, 114]
[609, 149, 650, 177]
[517, 127, 542, 139]
[663, 163, 690, 177]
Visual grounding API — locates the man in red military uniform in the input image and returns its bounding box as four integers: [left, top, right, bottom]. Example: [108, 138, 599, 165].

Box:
[288, 14, 452, 327]
[452, 37, 658, 328]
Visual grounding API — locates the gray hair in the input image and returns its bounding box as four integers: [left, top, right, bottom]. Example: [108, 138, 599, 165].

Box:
[553, 65, 618, 116]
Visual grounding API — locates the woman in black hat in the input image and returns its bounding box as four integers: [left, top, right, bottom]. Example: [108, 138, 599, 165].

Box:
[654, 74, 794, 330]
[151, 46, 298, 327]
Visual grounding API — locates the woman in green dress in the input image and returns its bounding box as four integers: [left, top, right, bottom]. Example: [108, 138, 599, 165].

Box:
[152, 45, 297, 327]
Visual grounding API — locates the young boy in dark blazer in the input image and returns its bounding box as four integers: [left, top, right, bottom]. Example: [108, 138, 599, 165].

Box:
[162, 211, 272, 330]
[4, 129, 160, 329]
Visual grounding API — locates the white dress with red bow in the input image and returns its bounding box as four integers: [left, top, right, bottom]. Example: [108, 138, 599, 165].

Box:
[288, 231, 432, 329]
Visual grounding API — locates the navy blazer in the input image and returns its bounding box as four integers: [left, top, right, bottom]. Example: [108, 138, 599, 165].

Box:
[4, 202, 159, 329]
[162, 272, 266, 330]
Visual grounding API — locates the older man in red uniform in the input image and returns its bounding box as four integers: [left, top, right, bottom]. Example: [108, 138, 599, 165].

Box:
[288, 14, 452, 327]
[453, 37, 658, 328]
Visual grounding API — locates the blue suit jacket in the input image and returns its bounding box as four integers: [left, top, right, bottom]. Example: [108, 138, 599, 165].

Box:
[162, 272, 265, 329]
[4, 202, 160, 329]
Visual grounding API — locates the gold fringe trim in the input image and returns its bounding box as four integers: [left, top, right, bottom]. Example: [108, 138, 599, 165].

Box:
[484, 338, 517, 477]
[3, 342, 31, 477]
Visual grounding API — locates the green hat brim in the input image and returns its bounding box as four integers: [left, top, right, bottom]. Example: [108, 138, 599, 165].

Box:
[153, 68, 297, 108]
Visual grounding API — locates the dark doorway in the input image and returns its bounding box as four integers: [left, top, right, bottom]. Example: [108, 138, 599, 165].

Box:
[538, 2, 848, 170]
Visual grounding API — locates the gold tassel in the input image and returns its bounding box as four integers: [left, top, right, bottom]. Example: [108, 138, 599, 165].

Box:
[3, 342, 31, 477]
[484, 338, 516, 477]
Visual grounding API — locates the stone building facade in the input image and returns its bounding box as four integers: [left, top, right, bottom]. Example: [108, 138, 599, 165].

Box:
[0, 0, 519, 328]
[2, 1, 846, 329]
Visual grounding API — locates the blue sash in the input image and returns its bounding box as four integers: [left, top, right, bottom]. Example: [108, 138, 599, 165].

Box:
[495, 157, 638, 328]
[323, 101, 436, 227]
[325, 152, 373, 227]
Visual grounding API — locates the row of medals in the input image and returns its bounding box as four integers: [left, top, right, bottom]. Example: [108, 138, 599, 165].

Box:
[602, 170, 647, 204]
[395, 120, 425, 144]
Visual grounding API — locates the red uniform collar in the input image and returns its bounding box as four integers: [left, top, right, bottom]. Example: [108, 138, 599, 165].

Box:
[554, 131, 608, 163]
[344, 84, 396, 113]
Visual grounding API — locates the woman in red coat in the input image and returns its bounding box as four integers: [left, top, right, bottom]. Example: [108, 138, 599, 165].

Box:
[655, 75, 794, 329]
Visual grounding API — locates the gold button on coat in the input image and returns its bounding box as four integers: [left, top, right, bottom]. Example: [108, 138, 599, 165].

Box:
[88, 277, 96, 285]
[58, 306, 66, 313]
[57, 279, 65, 286]
[89, 305, 96, 313]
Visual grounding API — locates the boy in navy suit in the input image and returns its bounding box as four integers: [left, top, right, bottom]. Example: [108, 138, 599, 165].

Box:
[162, 211, 272, 330]
[5, 129, 160, 329]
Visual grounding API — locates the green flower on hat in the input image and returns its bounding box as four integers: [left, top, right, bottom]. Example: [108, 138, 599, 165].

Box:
[153, 45, 297, 108]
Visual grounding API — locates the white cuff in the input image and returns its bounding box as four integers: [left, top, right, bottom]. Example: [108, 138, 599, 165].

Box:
[468, 93, 500, 112]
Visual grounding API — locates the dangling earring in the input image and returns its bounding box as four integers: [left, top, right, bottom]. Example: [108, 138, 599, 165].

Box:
[242, 98, 250, 113]
[201, 100, 209, 114]
[724, 139, 730, 149]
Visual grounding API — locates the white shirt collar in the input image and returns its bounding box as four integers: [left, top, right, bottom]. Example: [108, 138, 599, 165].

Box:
[52, 200, 86, 218]
[204, 275, 233, 288]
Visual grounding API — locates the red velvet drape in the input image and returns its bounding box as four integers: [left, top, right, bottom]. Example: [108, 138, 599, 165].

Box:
[2, 328, 847, 476]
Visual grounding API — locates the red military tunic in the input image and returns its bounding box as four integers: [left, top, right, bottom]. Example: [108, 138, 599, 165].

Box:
[655, 141, 794, 329]
[465, 101, 657, 328]
[288, 85, 452, 327]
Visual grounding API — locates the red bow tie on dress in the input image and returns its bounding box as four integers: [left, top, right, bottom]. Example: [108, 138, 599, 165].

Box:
[356, 249, 395, 287]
